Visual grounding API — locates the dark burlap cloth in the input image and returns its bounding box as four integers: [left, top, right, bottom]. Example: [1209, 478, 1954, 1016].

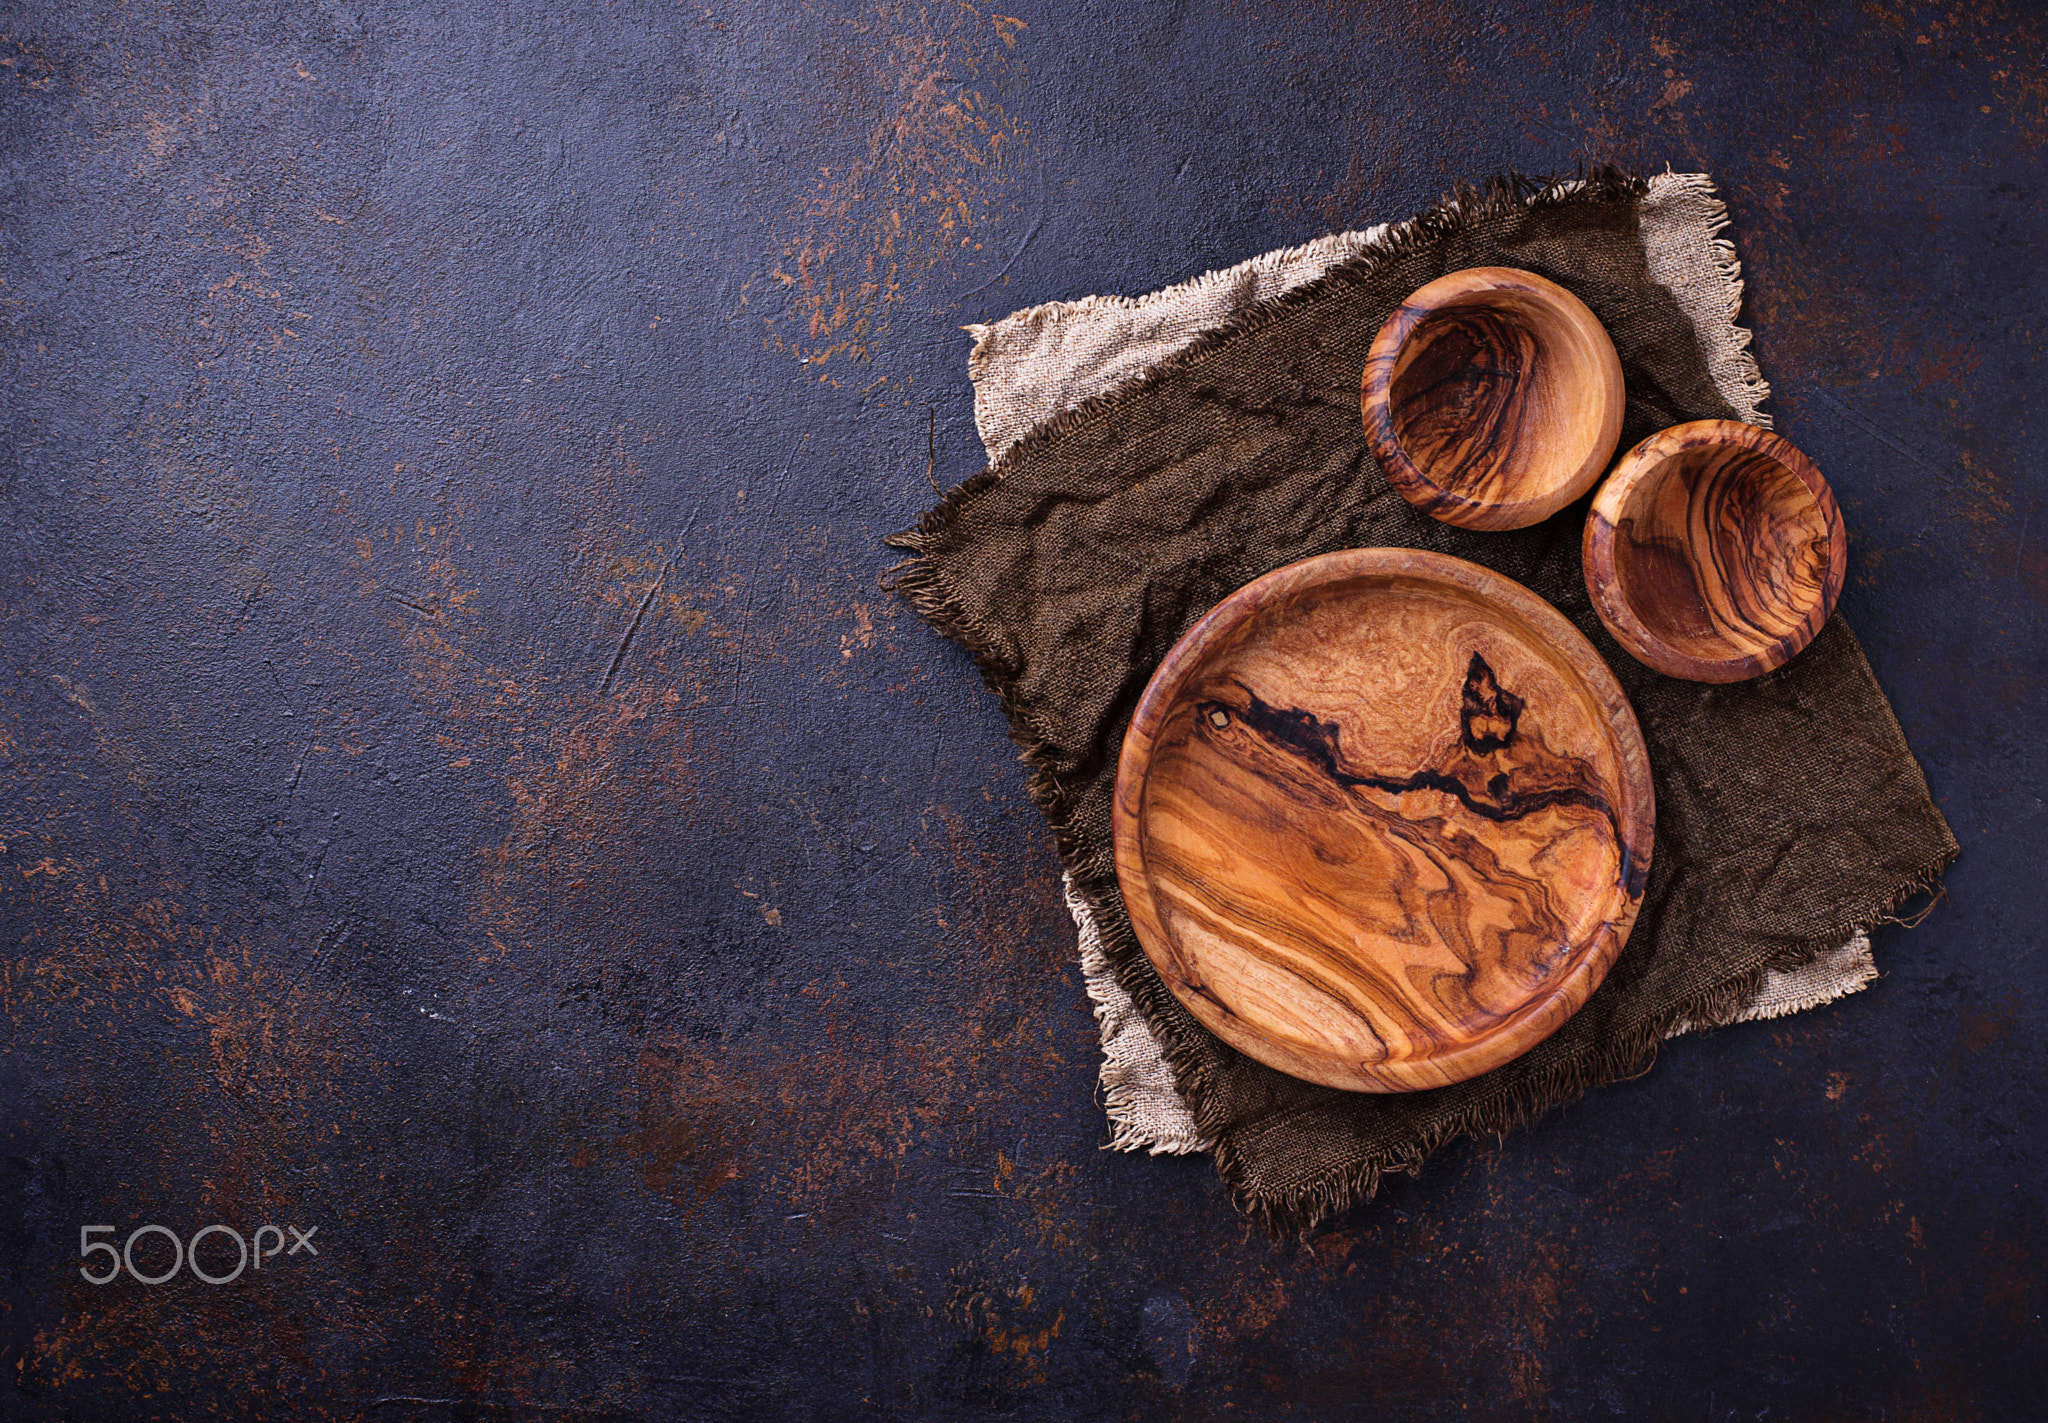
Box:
[885, 171, 1958, 1235]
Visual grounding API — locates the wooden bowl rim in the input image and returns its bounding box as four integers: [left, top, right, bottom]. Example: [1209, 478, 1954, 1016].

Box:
[1361, 265, 1626, 532]
[1111, 547, 1656, 1093]
[1583, 419, 1848, 684]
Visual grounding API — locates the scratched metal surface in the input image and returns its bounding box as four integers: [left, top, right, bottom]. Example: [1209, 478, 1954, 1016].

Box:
[2, 1, 2042, 1418]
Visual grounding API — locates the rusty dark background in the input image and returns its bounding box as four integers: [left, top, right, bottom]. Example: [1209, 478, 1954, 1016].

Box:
[2, 0, 2043, 1418]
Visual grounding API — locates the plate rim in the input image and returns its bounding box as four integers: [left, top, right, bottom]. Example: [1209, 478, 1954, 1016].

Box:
[1111, 547, 1656, 1093]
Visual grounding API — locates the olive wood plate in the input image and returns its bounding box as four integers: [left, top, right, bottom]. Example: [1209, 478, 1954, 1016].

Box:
[1361, 266, 1625, 531]
[1112, 549, 1654, 1093]
[1584, 419, 1847, 683]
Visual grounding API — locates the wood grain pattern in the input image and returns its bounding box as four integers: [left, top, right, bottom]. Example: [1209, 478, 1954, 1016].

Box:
[1361, 267, 1625, 531]
[1584, 419, 1847, 683]
[1113, 550, 1654, 1093]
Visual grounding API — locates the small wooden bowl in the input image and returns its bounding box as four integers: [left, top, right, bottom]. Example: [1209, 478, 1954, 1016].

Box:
[1362, 267, 1625, 531]
[1112, 549, 1653, 1093]
[1583, 420, 1847, 683]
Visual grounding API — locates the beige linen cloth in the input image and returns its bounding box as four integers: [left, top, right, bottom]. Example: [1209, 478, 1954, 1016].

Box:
[961, 173, 1878, 1155]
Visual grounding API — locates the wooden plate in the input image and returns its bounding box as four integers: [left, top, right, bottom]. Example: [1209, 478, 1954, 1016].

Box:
[1112, 549, 1654, 1093]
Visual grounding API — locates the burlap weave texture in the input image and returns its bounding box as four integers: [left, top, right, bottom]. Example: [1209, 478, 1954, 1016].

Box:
[888, 171, 1957, 1234]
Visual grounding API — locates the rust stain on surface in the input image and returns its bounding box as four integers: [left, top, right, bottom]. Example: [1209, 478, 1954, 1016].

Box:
[744, 2, 1034, 371]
